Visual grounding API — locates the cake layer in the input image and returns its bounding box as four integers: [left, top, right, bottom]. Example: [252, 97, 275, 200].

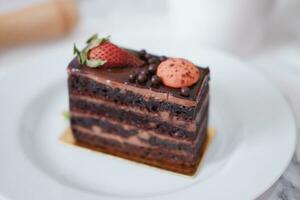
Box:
[70, 96, 209, 140]
[72, 124, 207, 175]
[69, 93, 209, 133]
[70, 95, 200, 131]
[70, 113, 208, 153]
[72, 125, 206, 160]
[68, 71, 209, 120]
[72, 125, 198, 158]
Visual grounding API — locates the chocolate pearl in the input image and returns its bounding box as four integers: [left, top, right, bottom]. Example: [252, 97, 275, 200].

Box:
[137, 73, 147, 83]
[144, 53, 151, 59]
[159, 56, 167, 61]
[140, 68, 148, 75]
[180, 87, 190, 97]
[148, 64, 158, 74]
[148, 57, 159, 64]
[150, 75, 161, 87]
[128, 73, 136, 82]
[139, 49, 146, 56]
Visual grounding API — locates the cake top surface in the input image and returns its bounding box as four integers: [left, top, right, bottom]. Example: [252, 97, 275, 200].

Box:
[69, 34, 209, 102]
[69, 56, 209, 101]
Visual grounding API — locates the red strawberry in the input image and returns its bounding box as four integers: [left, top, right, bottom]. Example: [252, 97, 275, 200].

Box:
[88, 42, 128, 67]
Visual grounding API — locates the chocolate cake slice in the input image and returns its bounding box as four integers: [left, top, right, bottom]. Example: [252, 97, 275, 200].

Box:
[67, 34, 210, 175]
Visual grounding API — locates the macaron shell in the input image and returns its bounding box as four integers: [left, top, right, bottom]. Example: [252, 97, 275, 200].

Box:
[156, 58, 200, 88]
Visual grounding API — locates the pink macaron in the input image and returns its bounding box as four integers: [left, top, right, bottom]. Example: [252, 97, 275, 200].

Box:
[156, 58, 200, 88]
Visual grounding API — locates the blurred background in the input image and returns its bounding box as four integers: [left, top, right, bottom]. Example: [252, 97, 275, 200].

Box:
[0, 0, 300, 199]
[1, 0, 300, 55]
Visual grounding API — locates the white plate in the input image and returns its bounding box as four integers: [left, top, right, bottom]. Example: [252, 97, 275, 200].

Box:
[0, 46, 296, 200]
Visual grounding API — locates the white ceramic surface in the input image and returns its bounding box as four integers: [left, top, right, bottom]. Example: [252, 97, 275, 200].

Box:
[0, 46, 296, 200]
[168, 0, 275, 56]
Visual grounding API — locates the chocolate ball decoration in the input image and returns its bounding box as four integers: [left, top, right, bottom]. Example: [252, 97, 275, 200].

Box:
[137, 73, 148, 83]
[139, 49, 146, 57]
[144, 53, 151, 59]
[140, 69, 149, 75]
[148, 64, 158, 74]
[150, 75, 161, 87]
[128, 73, 137, 83]
[180, 87, 190, 97]
[148, 57, 159, 64]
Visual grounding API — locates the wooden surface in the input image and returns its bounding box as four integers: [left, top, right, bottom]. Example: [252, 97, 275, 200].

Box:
[0, 0, 78, 48]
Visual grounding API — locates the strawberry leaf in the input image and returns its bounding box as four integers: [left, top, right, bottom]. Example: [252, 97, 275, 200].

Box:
[87, 35, 110, 50]
[87, 38, 103, 50]
[86, 59, 107, 68]
[103, 35, 111, 42]
[86, 33, 98, 44]
[86, 34, 110, 45]
[79, 51, 87, 64]
[73, 43, 80, 55]
[73, 44, 86, 64]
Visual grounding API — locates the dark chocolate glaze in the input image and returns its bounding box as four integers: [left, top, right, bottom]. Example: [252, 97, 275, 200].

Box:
[68, 50, 209, 101]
